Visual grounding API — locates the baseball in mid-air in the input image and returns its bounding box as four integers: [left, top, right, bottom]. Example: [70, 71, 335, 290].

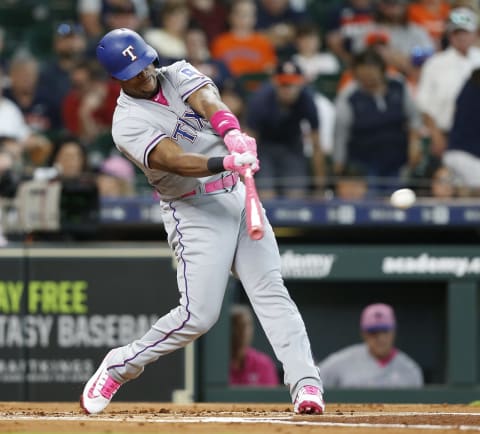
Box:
[390, 188, 416, 209]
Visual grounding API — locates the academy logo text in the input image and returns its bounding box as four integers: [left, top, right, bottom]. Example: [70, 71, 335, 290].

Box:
[382, 253, 480, 277]
[281, 250, 335, 278]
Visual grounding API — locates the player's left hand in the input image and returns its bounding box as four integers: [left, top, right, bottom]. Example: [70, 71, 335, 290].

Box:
[223, 152, 260, 176]
[224, 130, 257, 156]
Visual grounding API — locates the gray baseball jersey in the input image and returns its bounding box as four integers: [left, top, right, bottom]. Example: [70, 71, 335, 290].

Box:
[105, 60, 322, 401]
[112, 60, 228, 200]
[318, 343, 423, 388]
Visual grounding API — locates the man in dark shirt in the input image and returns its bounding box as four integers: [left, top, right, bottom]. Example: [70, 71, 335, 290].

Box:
[333, 50, 421, 192]
[4, 53, 61, 133]
[444, 67, 480, 189]
[246, 60, 324, 198]
[39, 23, 87, 131]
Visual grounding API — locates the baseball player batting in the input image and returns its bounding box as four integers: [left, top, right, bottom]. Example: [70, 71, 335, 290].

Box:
[80, 28, 324, 415]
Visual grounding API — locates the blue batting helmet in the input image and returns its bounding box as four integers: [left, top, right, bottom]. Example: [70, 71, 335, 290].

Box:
[96, 28, 158, 81]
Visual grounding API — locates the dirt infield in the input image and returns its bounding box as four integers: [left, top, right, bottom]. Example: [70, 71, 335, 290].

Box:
[0, 402, 480, 434]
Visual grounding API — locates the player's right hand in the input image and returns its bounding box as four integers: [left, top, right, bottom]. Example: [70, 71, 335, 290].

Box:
[223, 152, 259, 175]
[224, 130, 257, 156]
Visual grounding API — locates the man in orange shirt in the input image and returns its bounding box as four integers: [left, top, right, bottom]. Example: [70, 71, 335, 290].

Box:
[211, 0, 277, 77]
[408, 0, 450, 48]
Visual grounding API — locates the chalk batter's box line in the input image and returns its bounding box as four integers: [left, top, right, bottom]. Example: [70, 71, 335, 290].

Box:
[0, 414, 480, 431]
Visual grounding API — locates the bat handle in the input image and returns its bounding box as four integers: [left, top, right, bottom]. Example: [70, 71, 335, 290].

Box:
[244, 167, 264, 240]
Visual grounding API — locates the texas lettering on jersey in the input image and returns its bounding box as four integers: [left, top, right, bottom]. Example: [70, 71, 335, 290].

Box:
[172, 110, 207, 143]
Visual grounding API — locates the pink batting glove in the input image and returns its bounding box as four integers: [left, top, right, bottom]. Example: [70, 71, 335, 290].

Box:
[224, 130, 257, 156]
[223, 152, 260, 176]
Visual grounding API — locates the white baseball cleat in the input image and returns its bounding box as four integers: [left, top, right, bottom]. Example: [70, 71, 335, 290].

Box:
[80, 350, 122, 414]
[294, 385, 325, 415]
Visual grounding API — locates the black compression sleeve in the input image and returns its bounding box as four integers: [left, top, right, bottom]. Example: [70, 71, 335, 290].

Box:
[207, 157, 225, 174]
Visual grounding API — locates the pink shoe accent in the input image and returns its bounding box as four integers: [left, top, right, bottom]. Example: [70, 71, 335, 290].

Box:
[303, 385, 320, 395]
[101, 376, 121, 399]
[294, 385, 325, 415]
[81, 350, 123, 414]
[297, 400, 323, 415]
[87, 372, 120, 399]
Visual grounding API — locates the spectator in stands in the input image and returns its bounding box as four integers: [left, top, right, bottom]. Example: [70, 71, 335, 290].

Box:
[0, 137, 23, 176]
[187, 0, 228, 44]
[0, 146, 19, 199]
[408, 0, 451, 49]
[334, 165, 369, 200]
[103, 0, 144, 35]
[0, 143, 19, 245]
[246, 60, 324, 199]
[39, 22, 87, 128]
[337, 30, 401, 90]
[0, 64, 53, 178]
[144, 1, 190, 65]
[185, 26, 232, 92]
[359, 0, 435, 77]
[211, 0, 277, 77]
[429, 162, 456, 199]
[0, 68, 30, 143]
[254, 0, 309, 58]
[97, 154, 136, 198]
[230, 304, 279, 387]
[337, 28, 433, 93]
[78, 0, 149, 42]
[338, 29, 433, 95]
[416, 7, 480, 158]
[452, 0, 479, 12]
[309, 91, 336, 162]
[442, 68, 480, 190]
[325, 0, 375, 65]
[0, 143, 15, 247]
[48, 136, 89, 179]
[318, 303, 424, 388]
[22, 135, 53, 178]
[333, 50, 422, 191]
[62, 60, 120, 145]
[4, 51, 61, 133]
[408, 45, 435, 96]
[293, 27, 338, 161]
[292, 23, 341, 84]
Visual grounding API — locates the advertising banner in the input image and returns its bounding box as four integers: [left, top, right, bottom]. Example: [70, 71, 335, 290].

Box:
[278, 246, 480, 281]
[0, 247, 183, 402]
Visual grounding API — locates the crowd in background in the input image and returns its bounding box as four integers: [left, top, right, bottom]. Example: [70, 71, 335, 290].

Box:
[0, 0, 480, 202]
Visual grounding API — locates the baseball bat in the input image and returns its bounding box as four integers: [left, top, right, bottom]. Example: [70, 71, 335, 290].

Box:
[244, 167, 264, 240]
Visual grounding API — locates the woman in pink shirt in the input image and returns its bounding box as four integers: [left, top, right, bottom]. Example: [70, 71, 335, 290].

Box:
[229, 304, 280, 386]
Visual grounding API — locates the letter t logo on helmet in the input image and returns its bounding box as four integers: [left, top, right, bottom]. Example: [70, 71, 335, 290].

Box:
[96, 28, 158, 81]
[122, 45, 137, 61]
